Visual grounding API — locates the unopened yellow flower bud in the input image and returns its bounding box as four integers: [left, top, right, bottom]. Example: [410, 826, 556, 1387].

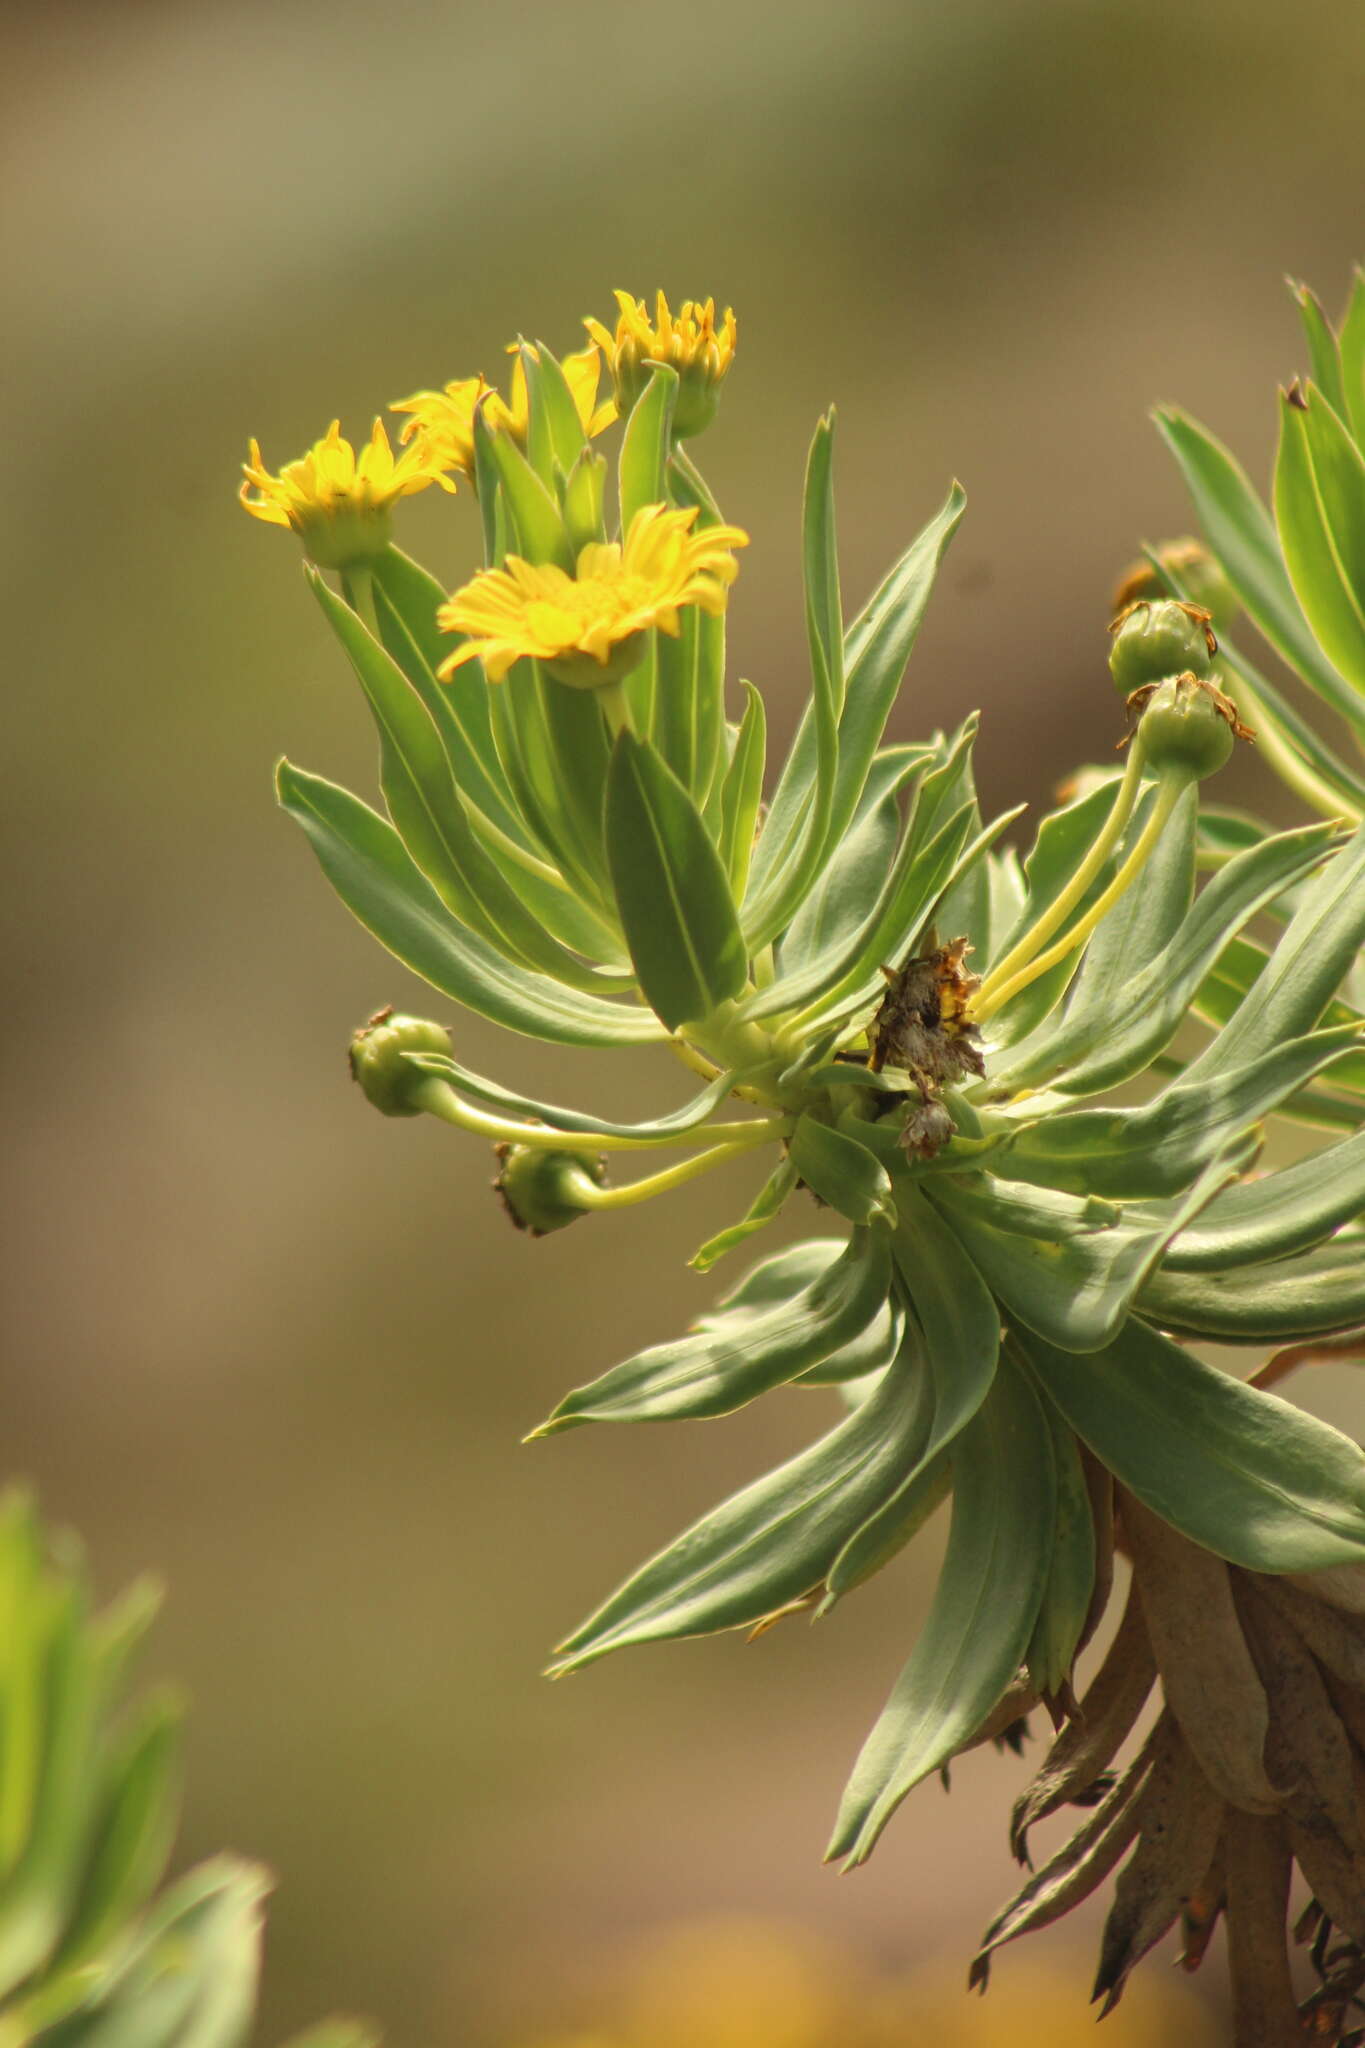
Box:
[585, 292, 736, 438]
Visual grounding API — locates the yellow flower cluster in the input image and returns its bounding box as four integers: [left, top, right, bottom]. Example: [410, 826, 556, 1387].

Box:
[391, 344, 615, 486]
[239, 418, 452, 568]
[436, 504, 748, 688]
[239, 296, 743, 661]
[586, 292, 737, 435]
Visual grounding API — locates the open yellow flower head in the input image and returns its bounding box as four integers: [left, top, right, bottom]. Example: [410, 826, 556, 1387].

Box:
[391, 345, 614, 487]
[585, 292, 737, 438]
[239, 418, 451, 568]
[388, 375, 490, 486]
[436, 503, 748, 689]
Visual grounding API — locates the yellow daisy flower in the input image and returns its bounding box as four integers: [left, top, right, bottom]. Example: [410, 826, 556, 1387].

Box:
[239, 418, 451, 568]
[392, 345, 615, 486]
[436, 503, 748, 689]
[585, 291, 737, 437]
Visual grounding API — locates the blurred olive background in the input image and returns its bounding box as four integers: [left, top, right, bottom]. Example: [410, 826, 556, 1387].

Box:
[5, 0, 1365, 2039]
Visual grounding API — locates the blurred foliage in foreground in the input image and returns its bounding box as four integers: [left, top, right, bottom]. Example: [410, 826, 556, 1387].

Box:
[0, 1493, 374, 2048]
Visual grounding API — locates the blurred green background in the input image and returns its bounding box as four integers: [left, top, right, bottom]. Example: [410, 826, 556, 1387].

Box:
[5, 0, 1365, 2038]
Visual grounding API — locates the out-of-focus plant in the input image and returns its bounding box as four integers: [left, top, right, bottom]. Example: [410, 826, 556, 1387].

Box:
[1154, 271, 1365, 832]
[0, 1493, 377, 2048]
[235, 281, 1365, 2041]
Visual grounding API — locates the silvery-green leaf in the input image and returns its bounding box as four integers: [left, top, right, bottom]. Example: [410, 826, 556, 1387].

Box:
[825, 1353, 1055, 1867]
[1018, 1317, 1365, 1571]
[1139, 1233, 1365, 1341]
[549, 1332, 938, 1670]
[533, 1228, 891, 1428]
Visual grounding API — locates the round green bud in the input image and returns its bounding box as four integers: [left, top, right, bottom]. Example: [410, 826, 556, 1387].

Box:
[1132, 674, 1236, 781]
[348, 1008, 453, 1116]
[1108, 599, 1215, 695]
[494, 1144, 607, 1235]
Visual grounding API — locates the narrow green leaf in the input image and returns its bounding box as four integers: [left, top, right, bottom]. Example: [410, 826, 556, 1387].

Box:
[1275, 383, 1365, 694]
[826, 1354, 1056, 1866]
[789, 1116, 895, 1227]
[1044, 783, 1196, 1049]
[314, 574, 618, 985]
[653, 602, 723, 802]
[475, 407, 571, 568]
[0, 1582, 100, 1997]
[1183, 819, 1365, 1078]
[776, 787, 907, 980]
[746, 724, 977, 1021]
[984, 777, 1129, 1052]
[618, 364, 677, 530]
[789, 799, 1023, 1039]
[0, 1497, 44, 1881]
[1024, 1389, 1095, 1700]
[1156, 405, 1361, 725]
[488, 660, 617, 906]
[744, 483, 965, 949]
[819, 1186, 1005, 1610]
[689, 1157, 798, 1272]
[550, 1334, 935, 1670]
[1339, 267, 1365, 449]
[41, 1857, 268, 2048]
[532, 667, 615, 880]
[802, 412, 845, 719]
[369, 551, 536, 846]
[838, 483, 966, 787]
[716, 684, 767, 900]
[276, 763, 665, 1045]
[1139, 1234, 1365, 1341]
[993, 821, 1339, 1099]
[407, 1051, 740, 1140]
[887, 1188, 1003, 1473]
[926, 1148, 1247, 1353]
[535, 1228, 891, 1428]
[604, 731, 748, 1030]
[51, 1696, 182, 1974]
[1292, 279, 1348, 421]
[700, 1236, 905, 1387]
[995, 1024, 1362, 1199]
[1153, 548, 1365, 816]
[1158, 1122, 1365, 1271]
[1019, 1316, 1365, 1571]
[522, 341, 589, 478]
[744, 796, 972, 1025]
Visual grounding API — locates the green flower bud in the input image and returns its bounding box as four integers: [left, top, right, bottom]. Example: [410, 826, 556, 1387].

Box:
[1108, 599, 1216, 695]
[348, 1008, 453, 1116]
[494, 1144, 607, 1235]
[1111, 539, 1237, 632]
[1131, 673, 1240, 781]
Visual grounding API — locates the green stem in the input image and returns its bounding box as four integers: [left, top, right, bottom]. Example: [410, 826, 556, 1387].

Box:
[344, 562, 380, 637]
[684, 1005, 784, 1100]
[597, 679, 635, 737]
[975, 742, 1148, 1010]
[558, 1138, 771, 1212]
[973, 773, 1186, 1024]
[411, 1076, 788, 1153]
